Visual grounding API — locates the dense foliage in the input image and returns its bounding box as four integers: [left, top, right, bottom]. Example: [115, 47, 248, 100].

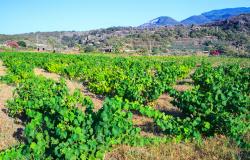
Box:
[0, 52, 195, 103]
[0, 77, 143, 159]
[169, 64, 250, 146]
[0, 52, 249, 159]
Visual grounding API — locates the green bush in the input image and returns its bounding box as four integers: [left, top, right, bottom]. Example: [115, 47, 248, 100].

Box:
[17, 41, 27, 48]
[169, 64, 250, 147]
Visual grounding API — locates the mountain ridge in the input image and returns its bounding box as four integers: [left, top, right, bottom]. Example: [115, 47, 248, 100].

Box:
[140, 7, 250, 27]
[139, 16, 180, 28]
[1, 14, 249, 56]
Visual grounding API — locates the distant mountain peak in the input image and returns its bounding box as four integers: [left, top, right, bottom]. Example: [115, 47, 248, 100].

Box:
[201, 7, 250, 22]
[140, 16, 179, 28]
[181, 15, 211, 25]
[140, 7, 250, 27]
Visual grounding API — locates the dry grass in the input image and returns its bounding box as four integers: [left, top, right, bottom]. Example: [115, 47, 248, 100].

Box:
[105, 136, 245, 160]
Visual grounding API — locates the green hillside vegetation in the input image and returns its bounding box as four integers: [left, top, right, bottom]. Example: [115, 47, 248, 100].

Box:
[1, 14, 250, 57]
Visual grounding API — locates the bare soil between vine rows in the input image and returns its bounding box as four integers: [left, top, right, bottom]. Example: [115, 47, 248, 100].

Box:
[0, 61, 23, 151]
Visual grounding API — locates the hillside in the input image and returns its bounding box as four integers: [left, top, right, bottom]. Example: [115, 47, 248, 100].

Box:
[205, 14, 250, 32]
[0, 13, 250, 57]
[141, 7, 250, 27]
[181, 15, 211, 25]
[202, 7, 250, 21]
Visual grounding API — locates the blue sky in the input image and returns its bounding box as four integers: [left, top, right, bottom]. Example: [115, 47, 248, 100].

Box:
[1, 0, 250, 34]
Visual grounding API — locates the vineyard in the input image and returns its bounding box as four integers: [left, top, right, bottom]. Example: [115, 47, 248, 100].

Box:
[0, 52, 249, 159]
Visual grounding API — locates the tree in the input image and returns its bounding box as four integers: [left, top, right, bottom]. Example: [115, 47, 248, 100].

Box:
[246, 45, 250, 53]
[61, 36, 75, 48]
[113, 41, 124, 53]
[6, 41, 19, 50]
[108, 37, 124, 53]
[75, 44, 82, 52]
[47, 37, 57, 51]
[152, 47, 160, 55]
[138, 47, 148, 54]
[203, 40, 213, 47]
[78, 39, 83, 45]
[84, 45, 96, 53]
[17, 41, 27, 48]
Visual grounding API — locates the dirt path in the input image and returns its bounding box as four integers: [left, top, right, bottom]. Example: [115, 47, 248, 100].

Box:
[153, 94, 183, 117]
[34, 68, 104, 111]
[148, 68, 195, 119]
[174, 66, 196, 93]
[0, 61, 7, 77]
[133, 69, 196, 137]
[0, 61, 22, 151]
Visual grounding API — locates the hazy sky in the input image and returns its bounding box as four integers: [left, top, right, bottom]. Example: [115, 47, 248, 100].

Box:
[1, 0, 250, 34]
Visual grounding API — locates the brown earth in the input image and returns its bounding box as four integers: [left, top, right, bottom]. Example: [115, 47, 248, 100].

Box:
[153, 93, 183, 117]
[0, 61, 23, 151]
[0, 61, 7, 77]
[34, 68, 104, 111]
[132, 93, 181, 137]
[132, 113, 162, 137]
[174, 84, 193, 92]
